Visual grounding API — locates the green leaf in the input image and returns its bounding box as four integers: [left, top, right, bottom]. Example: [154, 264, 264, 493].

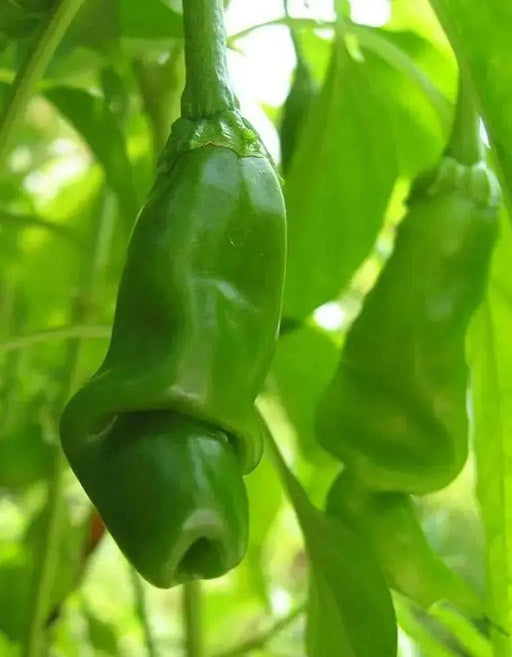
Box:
[0, 1, 47, 40]
[44, 86, 138, 224]
[394, 597, 456, 657]
[353, 26, 453, 139]
[270, 326, 338, 463]
[430, 606, 491, 657]
[351, 26, 454, 177]
[85, 611, 120, 656]
[265, 428, 397, 657]
[25, 500, 91, 617]
[283, 34, 397, 319]
[120, 0, 182, 40]
[468, 208, 512, 656]
[242, 451, 283, 606]
[67, 0, 182, 53]
[0, 422, 53, 491]
[0, 554, 32, 642]
[427, 0, 512, 215]
[326, 471, 482, 615]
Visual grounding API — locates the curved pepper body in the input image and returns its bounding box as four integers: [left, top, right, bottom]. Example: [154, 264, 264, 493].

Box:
[60, 111, 286, 587]
[317, 158, 498, 493]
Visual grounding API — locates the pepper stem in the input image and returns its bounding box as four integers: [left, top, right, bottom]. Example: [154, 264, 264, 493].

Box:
[446, 72, 482, 166]
[283, 0, 305, 68]
[183, 580, 203, 657]
[181, 0, 236, 119]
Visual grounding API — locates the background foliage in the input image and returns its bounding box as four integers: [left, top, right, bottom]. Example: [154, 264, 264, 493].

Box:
[1, 0, 511, 655]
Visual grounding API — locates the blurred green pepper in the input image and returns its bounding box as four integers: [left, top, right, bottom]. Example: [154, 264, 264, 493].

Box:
[317, 153, 499, 494]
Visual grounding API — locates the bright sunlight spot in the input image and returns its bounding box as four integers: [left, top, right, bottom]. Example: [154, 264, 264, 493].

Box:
[313, 301, 346, 331]
[351, 0, 391, 26]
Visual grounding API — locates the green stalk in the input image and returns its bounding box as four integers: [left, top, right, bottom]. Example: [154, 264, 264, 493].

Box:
[23, 346, 79, 657]
[283, 0, 305, 67]
[130, 568, 158, 657]
[0, 324, 110, 354]
[180, 0, 236, 119]
[0, 0, 85, 168]
[22, 189, 117, 657]
[213, 604, 305, 657]
[183, 581, 203, 657]
[446, 73, 482, 166]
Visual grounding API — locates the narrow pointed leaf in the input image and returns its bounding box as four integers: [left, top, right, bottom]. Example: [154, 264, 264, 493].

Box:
[283, 33, 397, 319]
[468, 209, 512, 656]
[265, 428, 397, 657]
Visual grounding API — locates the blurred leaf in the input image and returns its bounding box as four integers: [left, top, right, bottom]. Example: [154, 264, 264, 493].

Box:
[430, 606, 491, 657]
[326, 471, 482, 615]
[119, 0, 182, 41]
[468, 208, 512, 656]
[44, 86, 138, 223]
[66, 0, 182, 54]
[0, 631, 18, 657]
[428, 0, 512, 216]
[85, 611, 120, 656]
[265, 429, 397, 657]
[270, 326, 338, 463]
[283, 33, 397, 319]
[25, 499, 91, 618]
[0, 422, 53, 491]
[279, 57, 317, 175]
[296, 30, 333, 85]
[0, 209, 82, 245]
[0, 552, 32, 641]
[242, 450, 283, 606]
[16, 167, 102, 331]
[390, 0, 452, 54]
[352, 26, 454, 177]
[395, 596, 456, 657]
[0, 1, 47, 40]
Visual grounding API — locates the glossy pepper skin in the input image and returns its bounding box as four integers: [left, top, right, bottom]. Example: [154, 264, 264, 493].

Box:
[317, 157, 499, 494]
[60, 110, 286, 588]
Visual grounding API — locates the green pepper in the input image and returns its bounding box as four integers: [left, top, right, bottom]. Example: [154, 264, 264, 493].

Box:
[60, 0, 286, 588]
[317, 154, 499, 494]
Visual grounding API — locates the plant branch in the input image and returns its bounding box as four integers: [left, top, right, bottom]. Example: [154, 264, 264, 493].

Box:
[183, 581, 203, 657]
[0, 324, 111, 354]
[22, 190, 117, 657]
[130, 568, 158, 657]
[445, 73, 482, 165]
[228, 17, 334, 44]
[212, 604, 305, 657]
[228, 19, 450, 130]
[0, 0, 85, 167]
[0, 210, 82, 245]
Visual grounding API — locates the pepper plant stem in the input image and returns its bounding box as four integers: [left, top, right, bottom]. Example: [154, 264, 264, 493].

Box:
[22, 189, 117, 657]
[180, 0, 236, 119]
[446, 73, 482, 166]
[0, 0, 85, 168]
[213, 604, 305, 657]
[130, 568, 158, 657]
[183, 581, 203, 657]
